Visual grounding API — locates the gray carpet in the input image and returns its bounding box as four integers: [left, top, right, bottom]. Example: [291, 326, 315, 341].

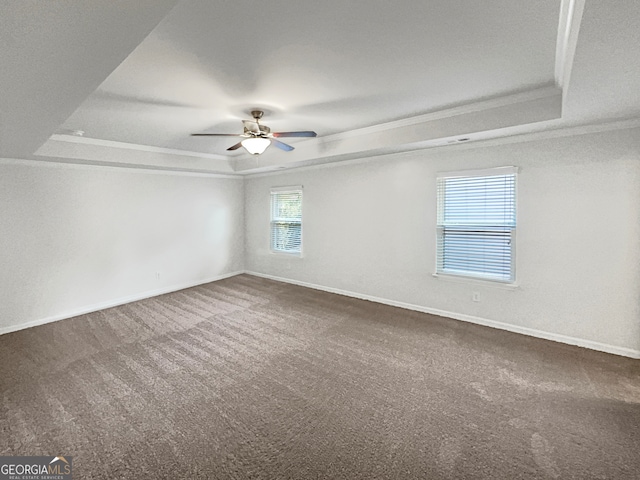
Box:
[1, 274, 639, 479]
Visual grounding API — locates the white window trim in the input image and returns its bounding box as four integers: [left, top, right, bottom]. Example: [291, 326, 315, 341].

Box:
[431, 272, 520, 290]
[436, 166, 519, 178]
[434, 166, 518, 284]
[270, 186, 303, 257]
[270, 185, 303, 193]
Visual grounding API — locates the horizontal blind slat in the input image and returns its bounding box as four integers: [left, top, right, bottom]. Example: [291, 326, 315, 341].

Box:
[271, 189, 302, 253]
[436, 172, 515, 281]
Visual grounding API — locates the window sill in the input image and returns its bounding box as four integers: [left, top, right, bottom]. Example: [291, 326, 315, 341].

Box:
[270, 250, 304, 258]
[432, 273, 519, 290]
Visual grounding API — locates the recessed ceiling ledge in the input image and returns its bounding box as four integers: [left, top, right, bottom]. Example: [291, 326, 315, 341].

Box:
[234, 87, 563, 173]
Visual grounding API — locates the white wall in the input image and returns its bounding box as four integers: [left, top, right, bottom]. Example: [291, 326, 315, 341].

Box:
[0, 159, 244, 333]
[245, 128, 640, 357]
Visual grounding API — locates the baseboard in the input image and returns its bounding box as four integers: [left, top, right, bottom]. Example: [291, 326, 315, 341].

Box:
[0, 270, 244, 336]
[5, 269, 639, 359]
[245, 271, 640, 360]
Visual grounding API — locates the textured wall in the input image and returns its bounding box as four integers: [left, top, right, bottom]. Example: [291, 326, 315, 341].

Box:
[0, 160, 244, 332]
[244, 128, 640, 356]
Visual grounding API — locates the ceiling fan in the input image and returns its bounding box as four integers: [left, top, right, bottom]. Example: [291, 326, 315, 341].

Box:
[191, 110, 317, 155]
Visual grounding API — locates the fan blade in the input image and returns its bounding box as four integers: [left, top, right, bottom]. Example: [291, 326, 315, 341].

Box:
[272, 131, 317, 138]
[191, 133, 242, 137]
[272, 139, 294, 152]
[242, 120, 260, 134]
[227, 141, 244, 151]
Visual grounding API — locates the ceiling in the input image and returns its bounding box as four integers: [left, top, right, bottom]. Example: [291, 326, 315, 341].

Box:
[2, 0, 640, 175]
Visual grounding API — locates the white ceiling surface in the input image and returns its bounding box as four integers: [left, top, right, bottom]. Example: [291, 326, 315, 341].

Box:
[0, 0, 179, 159]
[562, 0, 640, 122]
[2, 1, 640, 174]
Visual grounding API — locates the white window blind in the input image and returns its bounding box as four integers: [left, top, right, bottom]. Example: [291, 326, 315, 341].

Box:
[436, 168, 516, 282]
[270, 188, 302, 254]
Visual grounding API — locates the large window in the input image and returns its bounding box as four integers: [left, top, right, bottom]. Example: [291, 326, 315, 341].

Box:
[436, 167, 517, 283]
[270, 186, 302, 254]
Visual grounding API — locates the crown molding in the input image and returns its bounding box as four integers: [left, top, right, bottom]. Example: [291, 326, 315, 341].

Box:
[317, 85, 561, 144]
[50, 134, 228, 161]
[0, 156, 241, 178]
[243, 116, 640, 178]
[235, 89, 563, 173]
[63, 87, 560, 167]
[555, 0, 586, 89]
[44, 86, 560, 171]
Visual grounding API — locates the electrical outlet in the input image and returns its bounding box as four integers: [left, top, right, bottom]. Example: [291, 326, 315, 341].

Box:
[472, 292, 480, 302]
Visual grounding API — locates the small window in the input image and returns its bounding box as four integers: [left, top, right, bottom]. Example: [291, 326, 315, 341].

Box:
[270, 186, 302, 254]
[436, 167, 517, 283]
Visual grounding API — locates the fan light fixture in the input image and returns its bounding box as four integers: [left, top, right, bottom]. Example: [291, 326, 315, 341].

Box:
[191, 110, 317, 154]
[241, 137, 271, 155]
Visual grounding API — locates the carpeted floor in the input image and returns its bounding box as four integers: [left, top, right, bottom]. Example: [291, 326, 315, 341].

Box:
[1, 274, 639, 479]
